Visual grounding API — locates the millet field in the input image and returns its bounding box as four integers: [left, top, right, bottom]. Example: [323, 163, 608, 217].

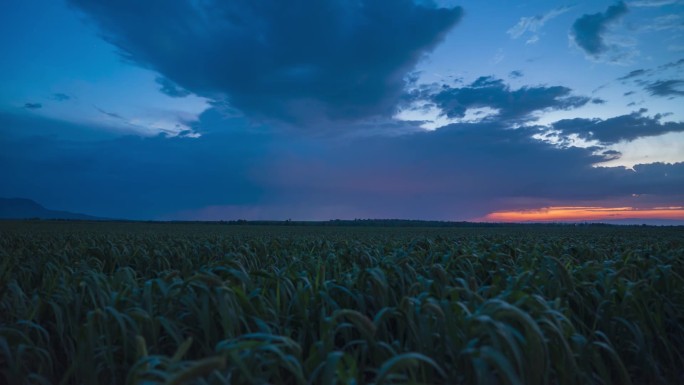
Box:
[0, 221, 683, 385]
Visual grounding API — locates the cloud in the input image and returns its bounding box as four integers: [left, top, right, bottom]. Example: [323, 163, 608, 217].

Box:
[620, 59, 683, 82]
[641, 14, 684, 32]
[629, 0, 684, 7]
[509, 70, 524, 79]
[659, 58, 684, 69]
[51, 93, 71, 101]
[507, 6, 571, 44]
[94, 106, 123, 120]
[253, 122, 684, 220]
[23, 103, 42, 109]
[93, 106, 199, 137]
[644, 79, 684, 96]
[617, 60, 684, 96]
[601, 149, 622, 160]
[596, 131, 684, 168]
[571, 2, 629, 57]
[69, 0, 463, 126]
[0, 112, 121, 141]
[0, 111, 264, 219]
[617, 69, 649, 80]
[550, 109, 684, 143]
[420, 76, 590, 123]
[2, 108, 683, 220]
[156, 77, 191, 98]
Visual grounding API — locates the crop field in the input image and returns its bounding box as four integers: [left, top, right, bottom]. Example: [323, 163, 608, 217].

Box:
[1, 221, 683, 385]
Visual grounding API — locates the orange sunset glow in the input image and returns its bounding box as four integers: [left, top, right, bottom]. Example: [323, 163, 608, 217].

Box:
[483, 206, 684, 223]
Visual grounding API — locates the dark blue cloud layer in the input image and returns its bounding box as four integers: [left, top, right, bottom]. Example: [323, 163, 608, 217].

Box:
[571, 1, 628, 57]
[2, 109, 682, 220]
[69, 0, 462, 125]
[0, 112, 266, 219]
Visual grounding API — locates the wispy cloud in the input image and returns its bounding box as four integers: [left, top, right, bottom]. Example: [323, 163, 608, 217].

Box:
[94, 106, 124, 120]
[659, 58, 684, 69]
[618, 69, 650, 80]
[643, 14, 684, 31]
[629, 0, 684, 7]
[615, 59, 684, 97]
[644, 79, 684, 96]
[508, 6, 572, 44]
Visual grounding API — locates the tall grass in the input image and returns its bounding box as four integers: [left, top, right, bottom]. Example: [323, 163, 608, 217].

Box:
[1, 221, 682, 384]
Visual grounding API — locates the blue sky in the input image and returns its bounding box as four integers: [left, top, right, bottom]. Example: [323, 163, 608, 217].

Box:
[1, 0, 683, 222]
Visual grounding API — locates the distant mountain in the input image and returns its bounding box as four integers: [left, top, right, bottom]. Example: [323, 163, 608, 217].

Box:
[0, 198, 104, 220]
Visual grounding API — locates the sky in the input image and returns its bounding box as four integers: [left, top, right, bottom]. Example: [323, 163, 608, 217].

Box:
[1, 0, 683, 223]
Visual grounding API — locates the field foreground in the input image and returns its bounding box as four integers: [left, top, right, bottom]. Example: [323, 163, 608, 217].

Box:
[1, 221, 683, 384]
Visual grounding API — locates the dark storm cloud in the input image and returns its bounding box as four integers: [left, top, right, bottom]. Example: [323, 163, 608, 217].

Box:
[155, 77, 191, 98]
[23, 103, 42, 109]
[644, 79, 684, 97]
[68, 0, 463, 125]
[571, 2, 628, 57]
[425, 76, 590, 122]
[4, 109, 682, 220]
[551, 109, 684, 143]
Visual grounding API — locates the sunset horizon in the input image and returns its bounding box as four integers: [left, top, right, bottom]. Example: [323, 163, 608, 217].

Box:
[481, 205, 684, 224]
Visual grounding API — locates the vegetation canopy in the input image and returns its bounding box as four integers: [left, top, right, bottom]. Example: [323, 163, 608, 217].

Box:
[1, 221, 683, 384]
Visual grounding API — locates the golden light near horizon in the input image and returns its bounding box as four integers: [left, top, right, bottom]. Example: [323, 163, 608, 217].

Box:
[483, 206, 684, 222]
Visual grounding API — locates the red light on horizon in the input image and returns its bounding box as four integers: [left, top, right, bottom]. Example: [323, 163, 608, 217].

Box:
[482, 206, 684, 222]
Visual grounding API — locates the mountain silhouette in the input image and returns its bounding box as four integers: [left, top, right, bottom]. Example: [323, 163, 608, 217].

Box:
[0, 198, 105, 220]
